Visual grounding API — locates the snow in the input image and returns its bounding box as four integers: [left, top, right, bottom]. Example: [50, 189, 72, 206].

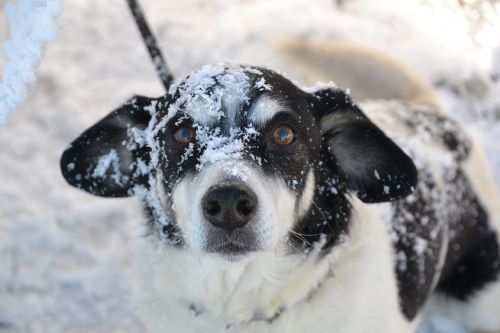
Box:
[302, 81, 337, 93]
[143, 62, 262, 175]
[0, 0, 499, 332]
[414, 237, 429, 256]
[254, 77, 272, 91]
[166, 62, 252, 122]
[194, 125, 259, 171]
[0, 0, 61, 125]
[91, 149, 127, 185]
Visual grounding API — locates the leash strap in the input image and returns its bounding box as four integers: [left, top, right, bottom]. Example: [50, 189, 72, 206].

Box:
[126, 0, 174, 91]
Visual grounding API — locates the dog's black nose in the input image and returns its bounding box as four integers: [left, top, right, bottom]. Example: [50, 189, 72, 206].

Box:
[202, 184, 257, 232]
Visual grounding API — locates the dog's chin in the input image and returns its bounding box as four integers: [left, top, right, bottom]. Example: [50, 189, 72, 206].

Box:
[208, 242, 256, 261]
[204, 232, 261, 261]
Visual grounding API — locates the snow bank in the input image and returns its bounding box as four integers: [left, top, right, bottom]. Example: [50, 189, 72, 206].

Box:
[0, 0, 61, 126]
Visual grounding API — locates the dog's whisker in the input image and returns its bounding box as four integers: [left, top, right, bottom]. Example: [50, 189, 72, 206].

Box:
[286, 229, 314, 247]
[288, 230, 323, 238]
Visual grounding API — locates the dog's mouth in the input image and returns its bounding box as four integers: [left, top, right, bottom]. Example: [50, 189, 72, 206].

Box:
[205, 232, 260, 259]
[212, 242, 251, 255]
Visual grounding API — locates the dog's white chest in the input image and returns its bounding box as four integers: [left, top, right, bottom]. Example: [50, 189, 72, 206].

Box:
[131, 200, 415, 333]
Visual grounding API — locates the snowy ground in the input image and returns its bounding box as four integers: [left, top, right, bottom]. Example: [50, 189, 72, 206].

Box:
[0, 0, 499, 332]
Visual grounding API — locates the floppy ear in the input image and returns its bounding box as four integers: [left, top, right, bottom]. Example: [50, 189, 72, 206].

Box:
[60, 96, 155, 197]
[311, 88, 417, 203]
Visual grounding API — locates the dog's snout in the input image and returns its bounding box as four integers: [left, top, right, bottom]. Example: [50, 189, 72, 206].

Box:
[202, 184, 257, 232]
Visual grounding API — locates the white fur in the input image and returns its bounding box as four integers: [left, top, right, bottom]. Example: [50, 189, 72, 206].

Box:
[275, 38, 441, 110]
[183, 87, 248, 127]
[296, 170, 315, 218]
[248, 94, 287, 127]
[179, 64, 252, 127]
[131, 198, 415, 333]
[171, 161, 296, 252]
[183, 98, 220, 127]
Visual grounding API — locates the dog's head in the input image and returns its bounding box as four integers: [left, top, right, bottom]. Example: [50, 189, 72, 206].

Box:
[60, 64, 417, 259]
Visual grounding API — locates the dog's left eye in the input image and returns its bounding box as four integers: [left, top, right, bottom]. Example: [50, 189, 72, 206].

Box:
[173, 126, 195, 144]
[272, 125, 295, 145]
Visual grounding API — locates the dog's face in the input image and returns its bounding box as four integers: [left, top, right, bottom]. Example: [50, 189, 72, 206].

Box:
[60, 64, 417, 259]
[156, 66, 322, 257]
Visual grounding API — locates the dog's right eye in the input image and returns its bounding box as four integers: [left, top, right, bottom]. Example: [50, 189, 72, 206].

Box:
[173, 126, 195, 144]
[272, 124, 295, 145]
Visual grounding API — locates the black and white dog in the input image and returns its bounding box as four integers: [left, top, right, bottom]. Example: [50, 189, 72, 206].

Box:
[60, 63, 500, 333]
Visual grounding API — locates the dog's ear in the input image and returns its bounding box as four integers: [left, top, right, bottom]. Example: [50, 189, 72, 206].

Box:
[60, 96, 155, 197]
[310, 88, 417, 203]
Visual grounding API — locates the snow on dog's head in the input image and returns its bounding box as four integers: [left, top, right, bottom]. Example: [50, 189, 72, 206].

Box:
[60, 63, 418, 259]
[145, 63, 317, 258]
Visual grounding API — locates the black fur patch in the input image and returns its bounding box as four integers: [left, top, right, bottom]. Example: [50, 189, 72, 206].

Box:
[60, 95, 154, 197]
[436, 169, 500, 300]
[287, 161, 351, 254]
[313, 89, 418, 203]
[395, 105, 471, 162]
[391, 165, 445, 320]
[358, 101, 499, 320]
[390, 144, 499, 319]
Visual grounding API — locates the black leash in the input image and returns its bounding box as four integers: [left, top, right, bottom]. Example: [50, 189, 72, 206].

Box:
[126, 0, 174, 91]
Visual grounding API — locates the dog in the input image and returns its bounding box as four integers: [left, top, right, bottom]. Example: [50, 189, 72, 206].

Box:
[60, 59, 500, 332]
[272, 38, 442, 110]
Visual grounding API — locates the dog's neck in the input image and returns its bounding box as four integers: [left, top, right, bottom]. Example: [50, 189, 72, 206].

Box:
[131, 199, 404, 332]
[132, 233, 345, 327]
[133, 167, 355, 327]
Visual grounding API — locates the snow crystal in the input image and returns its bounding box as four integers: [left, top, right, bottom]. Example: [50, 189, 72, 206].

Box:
[133, 158, 150, 177]
[146, 100, 169, 169]
[194, 125, 248, 170]
[126, 126, 148, 151]
[243, 66, 263, 75]
[383, 185, 390, 194]
[222, 161, 250, 182]
[92, 149, 128, 185]
[302, 81, 337, 94]
[0, 0, 61, 125]
[166, 62, 252, 124]
[396, 250, 408, 272]
[255, 77, 272, 91]
[131, 175, 170, 229]
[143, 99, 159, 116]
[414, 237, 428, 256]
[178, 142, 195, 165]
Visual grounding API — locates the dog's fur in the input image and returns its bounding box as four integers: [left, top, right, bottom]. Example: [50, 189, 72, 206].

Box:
[60, 44, 500, 333]
[273, 38, 442, 110]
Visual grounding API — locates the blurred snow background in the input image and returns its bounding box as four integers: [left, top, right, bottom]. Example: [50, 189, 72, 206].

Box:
[0, 0, 499, 332]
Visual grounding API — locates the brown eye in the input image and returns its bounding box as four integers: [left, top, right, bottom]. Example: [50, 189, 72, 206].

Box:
[272, 125, 295, 145]
[173, 126, 195, 144]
